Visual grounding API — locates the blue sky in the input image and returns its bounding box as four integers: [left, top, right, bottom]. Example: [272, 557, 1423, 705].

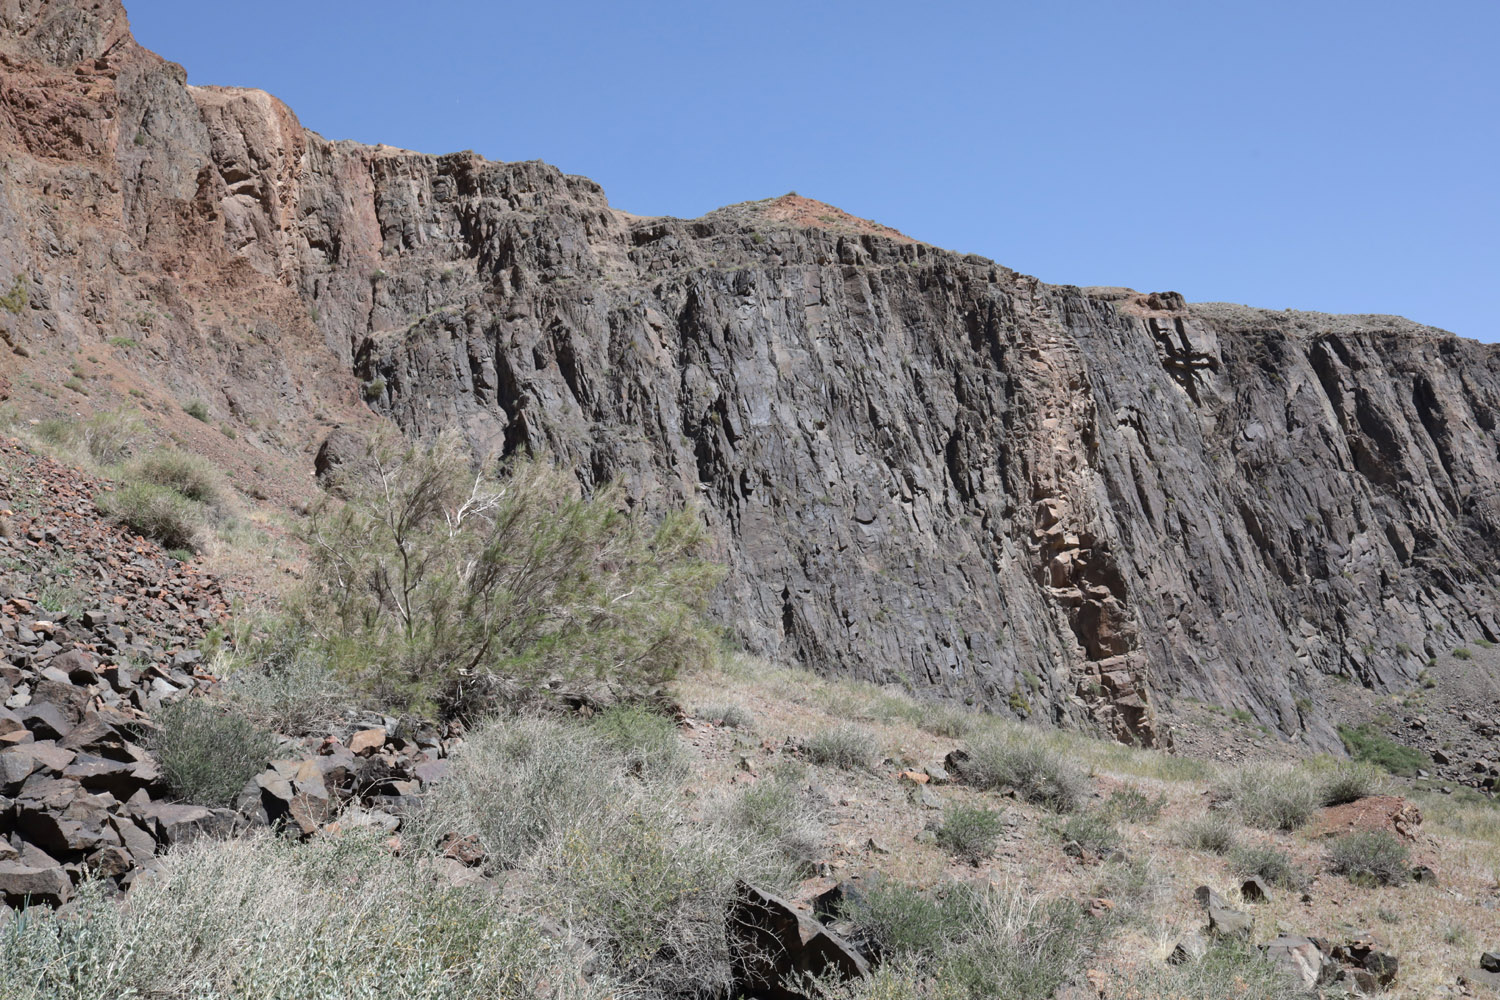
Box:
[126, 1, 1497, 342]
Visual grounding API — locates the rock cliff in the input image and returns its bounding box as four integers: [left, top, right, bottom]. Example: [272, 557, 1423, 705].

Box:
[3, 0, 1497, 746]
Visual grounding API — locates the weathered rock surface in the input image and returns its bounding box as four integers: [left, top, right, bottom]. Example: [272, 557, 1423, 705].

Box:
[3, 0, 1499, 745]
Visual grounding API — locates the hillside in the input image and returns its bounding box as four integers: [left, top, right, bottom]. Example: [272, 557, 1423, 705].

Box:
[3, 4, 1499, 747]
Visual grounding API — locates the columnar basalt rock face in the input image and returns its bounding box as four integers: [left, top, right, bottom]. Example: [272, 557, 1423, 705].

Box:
[3, 1, 1497, 746]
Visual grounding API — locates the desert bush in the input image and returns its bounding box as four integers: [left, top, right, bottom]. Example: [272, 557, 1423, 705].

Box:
[1215, 763, 1318, 831]
[1113, 940, 1309, 1000]
[302, 431, 721, 712]
[936, 804, 1004, 864]
[696, 702, 754, 729]
[591, 703, 688, 780]
[1102, 785, 1166, 823]
[182, 399, 210, 421]
[147, 699, 279, 807]
[1338, 723, 1428, 776]
[841, 879, 980, 959]
[1231, 843, 1304, 890]
[1056, 812, 1120, 855]
[1317, 758, 1385, 805]
[32, 409, 146, 466]
[415, 716, 620, 868]
[130, 449, 225, 507]
[1326, 830, 1410, 887]
[418, 715, 793, 997]
[224, 623, 349, 734]
[956, 734, 1086, 812]
[804, 724, 879, 770]
[840, 882, 1097, 1000]
[720, 774, 824, 870]
[97, 481, 203, 550]
[0, 834, 593, 1000]
[1182, 812, 1238, 854]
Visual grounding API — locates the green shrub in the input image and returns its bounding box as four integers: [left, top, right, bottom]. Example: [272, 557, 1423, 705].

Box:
[147, 699, 278, 807]
[1102, 786, 1166, 823]
[1113, 940, 1308, 1000]
[721, 775, 823, 870]
[1231, 844, 1304, 890]
[1338, 723, 1428, 776]
[183, 399, 210, 421]
[362, 378, 386, 401]
[31, 409, 146, 466]
[840, 882, 1098, 1000]
[131, 449, 225, 507]
[591, 703, 688, 780]
[956, 734, 1087, 812]
[1317, 759, 1385, 805]
[840, 879, 978, 959]
[97, 481, 203, 550]
[1182, 813, 1238, 854]
[302, 431, 721, 712]
[0, 834, 591, 1000]
[417, 716, 792, 997]
[804, 724, 879, 770]
[1056, 813, 1119, 856]
[0, 275, 27, 314]
[225, 624, 349, 734]
[937, 804, 1004, 864]
[696, 703, 754, 729]
[1326, 830, 1410, 887]
[1215, 763, 1318, 831]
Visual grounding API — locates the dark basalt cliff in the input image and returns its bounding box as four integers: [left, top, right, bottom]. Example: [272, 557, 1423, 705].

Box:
[4, 0, 1497, 747]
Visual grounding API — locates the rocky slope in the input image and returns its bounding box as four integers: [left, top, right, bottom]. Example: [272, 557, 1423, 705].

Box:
[3, 0, 1498, 748]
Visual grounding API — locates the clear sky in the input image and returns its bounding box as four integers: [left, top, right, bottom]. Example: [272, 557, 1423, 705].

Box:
[125, 0, 1497, 342]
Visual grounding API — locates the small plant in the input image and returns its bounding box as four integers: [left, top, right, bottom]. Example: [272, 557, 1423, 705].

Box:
[937, 804, 1004, 864]
[362, 378, 386, 401]
[1182, 813, 1238, 855]
[1230, 708, 1254, 724]
[0, 275, 27, 314]
[839, 878, 977, 959]
[1326, 830, 1410, 887]
[1476, 638, 1496, 649]
[1453, 647, 1473, 660]
[1338, 723, 1429, 776]
[1215, 763, 1318, 831]
[804, 724, 878, 770]
[147, 699, 278, 807]
[1318, 759, 1384, 805]
[1102, 786, 1166, 823]
[98, 482, 203, 550]
[183, 399, 210, 422]
[590, 703, 687, 780]
[696, 703, 754, 729]
[131, 449, 225, 507]
[956, 734, 1086, 812]
[722, 775, 822, 870]
[109, 336, 138, 348]
[1230, 843, 1303, 889]
[63, 377, 86, 394]
[1056, 813, 1119, 856]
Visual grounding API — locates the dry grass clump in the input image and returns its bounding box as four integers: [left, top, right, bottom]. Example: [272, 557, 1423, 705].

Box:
[936, 804, 1005, 864]
[1326, 830, 1410, 887]
[832, 881, 1099, 1000]
[0, 833, 591, 1000]
[590, 703, 689, 780]
[32, 408, 147, 466]
[1230, 843, 1304, 890]
[413, 715, 796, 997]
[1214, 762, 1319, 831]
[147, 699, 279, 807]
[719, 773, 824, 871]
[695, 702, 754, 729]
[130, 449, 226, 507]
[955, 733, 1087, 812]
[1314, 758, 1386, 806]
[1111, 940, 1310, 1000]
[804, 724, 880, 770]
[1181, 812, 1238, 855]
[97, 481, 205, 551]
